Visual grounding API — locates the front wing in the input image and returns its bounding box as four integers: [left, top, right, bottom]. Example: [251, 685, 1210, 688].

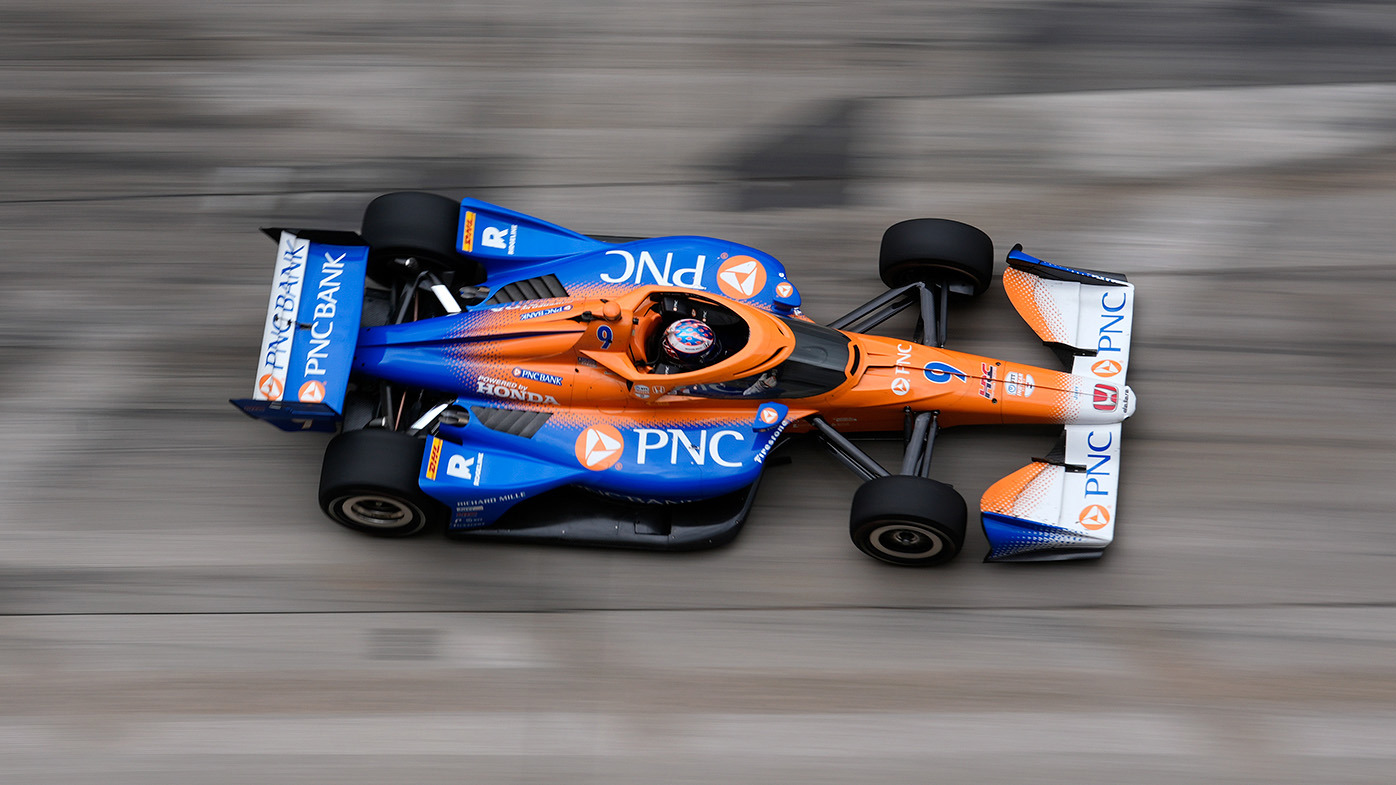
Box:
[982, 249, 1137, 562]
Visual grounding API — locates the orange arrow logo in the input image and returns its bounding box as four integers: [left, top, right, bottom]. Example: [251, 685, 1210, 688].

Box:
[298, 380, 326, 403]
[1077, 504, 1111, 531]
[716, 256, 767, 299]
[257, 374, 284, 400]
[1091, 359, 1123, 378]
[575, 425, 624, 470]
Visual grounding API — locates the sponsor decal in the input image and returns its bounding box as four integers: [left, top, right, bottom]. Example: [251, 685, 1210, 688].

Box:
[633, 383, 651, 400]
[461, 492, 524, 506]
[519, 304, 572, 321]
[257, 374, 284, 400]
[1084, 429, 1113, 498]
[596, 324, 614, 349]
[923, 361, 967, 384]
[1091, 359, 1123, 378]
[576, 425, 624, 470]
[576, 354, 599, 368]
[600, 248, 707, 289]
[301, 249, 349, 383]
[426, 438, 443, 481]
[476, 375, 560, 405]
[481, 224, 518, 255]
[512, 368, 563, 386]
[461, 211, 477, 253]
[635, 428, 745, 468]
[1096, 290, 1128, 355]
[979, 363, 996, 400]
[1004, 371, 1035, 398]
[1093, 383, 1119, 411]
[716, 256, 767, 300]
[1077, 504, 1111, 531]
[446, 451, 485, 485]
[759, 407, 781, 426]
[775, 281, 794, 299]
[297, 380, 326, 403]
[254, 233, 308, 400]
[753, 421, 789, 465]
[891, 342, 915, 396]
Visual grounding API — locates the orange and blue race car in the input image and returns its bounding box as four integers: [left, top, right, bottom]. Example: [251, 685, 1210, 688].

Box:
[232, 192, 1137, 565]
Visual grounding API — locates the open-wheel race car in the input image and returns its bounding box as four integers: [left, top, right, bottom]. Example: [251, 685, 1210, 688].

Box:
[232, 192, 1136, 564]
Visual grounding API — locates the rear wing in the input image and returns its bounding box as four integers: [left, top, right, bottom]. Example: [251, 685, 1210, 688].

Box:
[982, 248, 1136, 562]
[230, 230, 368, 432]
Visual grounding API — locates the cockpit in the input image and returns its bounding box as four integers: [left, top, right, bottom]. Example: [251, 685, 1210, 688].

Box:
[601, 289, 854, 401]
[673, 315, 853, 399]
[631, 293, 750, 374]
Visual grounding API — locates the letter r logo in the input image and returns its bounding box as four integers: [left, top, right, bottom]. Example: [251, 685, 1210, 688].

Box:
[482, 226, 507, 249]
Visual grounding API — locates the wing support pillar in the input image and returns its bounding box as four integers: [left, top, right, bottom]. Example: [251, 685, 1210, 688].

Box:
[826, 282, 947, 347]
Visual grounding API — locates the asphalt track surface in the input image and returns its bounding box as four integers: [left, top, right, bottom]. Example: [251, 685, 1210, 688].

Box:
[2, 2, 1395, 782]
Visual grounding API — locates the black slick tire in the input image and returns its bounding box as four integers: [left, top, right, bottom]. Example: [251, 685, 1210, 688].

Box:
[360, 191, 484, 286]
[319, 429, 445, 538]
[849, 475, 967, 566]
[879, 218, 995, 296]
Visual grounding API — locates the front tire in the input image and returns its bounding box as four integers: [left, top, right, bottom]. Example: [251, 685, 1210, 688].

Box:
[879, 218, 994, 297]
[319, 429, 445, 537]
[849, 475, 967, 566]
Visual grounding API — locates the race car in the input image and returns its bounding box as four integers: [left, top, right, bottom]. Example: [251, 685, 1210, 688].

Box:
[232, 192, 1137, 565]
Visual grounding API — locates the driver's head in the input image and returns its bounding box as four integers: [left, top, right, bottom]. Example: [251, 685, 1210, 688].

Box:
[662, 318, 718, 364]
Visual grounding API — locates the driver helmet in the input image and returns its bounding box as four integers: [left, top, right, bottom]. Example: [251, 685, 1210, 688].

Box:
[662, 318, 718, 363]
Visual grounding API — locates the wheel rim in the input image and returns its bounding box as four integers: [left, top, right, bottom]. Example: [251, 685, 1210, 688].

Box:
[867, 521, 944, 560]
[338, 494, 416, 529]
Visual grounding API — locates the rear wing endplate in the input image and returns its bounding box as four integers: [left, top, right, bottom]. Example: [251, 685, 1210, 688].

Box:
[230, 230, 368, 432]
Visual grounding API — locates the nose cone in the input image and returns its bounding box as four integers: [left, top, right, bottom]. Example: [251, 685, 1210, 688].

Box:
[1123, 385, 1137, 419]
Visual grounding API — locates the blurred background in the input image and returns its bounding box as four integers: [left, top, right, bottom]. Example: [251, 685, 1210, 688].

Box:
[2, 1, 1395, 782]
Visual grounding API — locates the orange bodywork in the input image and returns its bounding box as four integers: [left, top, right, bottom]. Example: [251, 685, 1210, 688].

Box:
[439, 286, 1108, 432]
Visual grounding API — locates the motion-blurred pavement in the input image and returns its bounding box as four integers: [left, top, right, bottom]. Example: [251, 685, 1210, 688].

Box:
[2, 2, 1395, 782]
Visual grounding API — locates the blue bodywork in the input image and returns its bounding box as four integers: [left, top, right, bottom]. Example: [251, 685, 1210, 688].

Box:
[236, 199, 805, 532]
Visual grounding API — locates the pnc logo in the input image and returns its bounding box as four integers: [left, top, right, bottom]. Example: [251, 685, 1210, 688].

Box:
[716, 256, 767, 299]
[759, 407, 781, 425]
[774, 281, 794, 299]
[298, 380, 326, 403]
[1093, 383, 1119, 411]
[1091, 359, 1123, 378]
[890, 377, 911, 396]
[1078, 504, 1111, 531]
[575, 424, 624, 470]
[257, 374, 284, 400]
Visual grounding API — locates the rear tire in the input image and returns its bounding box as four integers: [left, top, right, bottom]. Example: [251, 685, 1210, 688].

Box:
[319, 429, 445, 537]
[360, 191, 484, 286]
[849, 475, 967, 566]
[879, 218, 994, 297]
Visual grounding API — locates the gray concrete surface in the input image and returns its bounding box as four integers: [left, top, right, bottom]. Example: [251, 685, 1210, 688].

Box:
[2, 1, 1394, 782]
